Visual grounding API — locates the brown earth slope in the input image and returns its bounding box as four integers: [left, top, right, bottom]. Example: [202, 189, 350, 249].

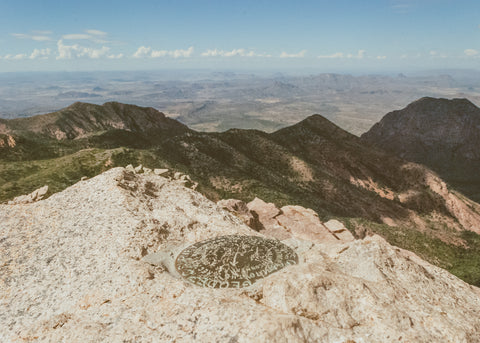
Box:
[362, 97, 480, 202]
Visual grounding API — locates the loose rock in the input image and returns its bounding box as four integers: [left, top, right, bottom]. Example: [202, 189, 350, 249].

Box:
[154, 168, 169, 175]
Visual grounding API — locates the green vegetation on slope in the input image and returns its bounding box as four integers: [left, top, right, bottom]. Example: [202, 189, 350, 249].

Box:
[0, 148, 173, 202]
[2, 104, 480, 288]
[343, 217, 480, 286]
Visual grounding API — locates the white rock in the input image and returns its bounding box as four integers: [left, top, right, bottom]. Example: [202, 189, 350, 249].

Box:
[134, 164, 143, 173]
[9, 194, 32, 204]
[1, 168, 479, 342]
[154, 168, 169, 175]
[324, 219, 355, 242]
[180, 174, 191, 181]
[35, 185, 49, 200]
[8, 185, 48, 204]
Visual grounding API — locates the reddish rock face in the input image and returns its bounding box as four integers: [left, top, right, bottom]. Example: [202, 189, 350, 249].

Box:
[246, 197, 289, 240]
[241, 197, 354, 244]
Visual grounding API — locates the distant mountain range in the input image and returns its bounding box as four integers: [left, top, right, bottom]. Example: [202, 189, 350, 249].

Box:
[362, 97, 480, 202]
[1, 98, 480, 286]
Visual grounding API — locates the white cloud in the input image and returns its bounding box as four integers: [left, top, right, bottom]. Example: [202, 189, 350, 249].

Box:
[318, 52, 344, 59]
[87, 46, 110, 58]
[62, 30, 109, 43]
[86, 29, 107, 36]
[30, 48, 51, 59]
[201, 48, 267, 57]
[4, 53, 27, 60]
[33, 30, 52, 35]
[57, 40, 77, 59]
[391, 0, 415, 13]
[107, 53, 124, 59]
[175, 46, 194, 58]
[318, 50, 365, 59]
[32, 36, 51, 41]
[429, 50, 447, 58]
[11, 33, 27, 39]
[11, 33, 51, 41]
[56, 40, 110, 59]
[376, 55, 387, 60]
[280, 50, 307, 58]
[134, 46, 194, 58]
[154, 46, 194, 58]
[133, 46, 152, 58]
[62, 34, 92, 40]
[351, 50, 366, 59]
[465, 49, 479, 57]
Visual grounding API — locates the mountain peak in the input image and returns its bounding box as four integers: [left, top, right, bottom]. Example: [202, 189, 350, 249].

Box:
[362, 97, 480, 202]
[272, 113, 355, 142]
[2, 167, 480, 341]
[408, 96, 477, 112]
[362, 97, 480, 137]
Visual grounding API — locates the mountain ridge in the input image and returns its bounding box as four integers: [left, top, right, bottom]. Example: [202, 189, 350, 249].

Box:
[362, 96, 480, 202]
[0, 101, 189, 140]
[1, 99, 480, 285]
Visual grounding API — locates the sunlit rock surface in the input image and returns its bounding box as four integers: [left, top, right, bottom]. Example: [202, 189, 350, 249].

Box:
[1, 167, 480, 342]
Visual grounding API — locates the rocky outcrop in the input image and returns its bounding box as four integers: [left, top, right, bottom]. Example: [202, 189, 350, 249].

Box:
[217, 199, 263, 232]
[0, 134, 16, 148]
[7, 185, 48, 205]
[2, 168, 479, 342]
[245, 197, 354, 243]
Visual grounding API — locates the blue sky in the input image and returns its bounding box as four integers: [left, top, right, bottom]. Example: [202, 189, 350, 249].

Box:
[0, 0, 479, 72]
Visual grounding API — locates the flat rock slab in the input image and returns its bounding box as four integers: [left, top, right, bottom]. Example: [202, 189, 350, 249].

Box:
[175, 235, 298, 288]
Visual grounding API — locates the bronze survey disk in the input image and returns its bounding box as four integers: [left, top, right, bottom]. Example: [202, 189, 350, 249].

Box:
[175, 235, 298, 288]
